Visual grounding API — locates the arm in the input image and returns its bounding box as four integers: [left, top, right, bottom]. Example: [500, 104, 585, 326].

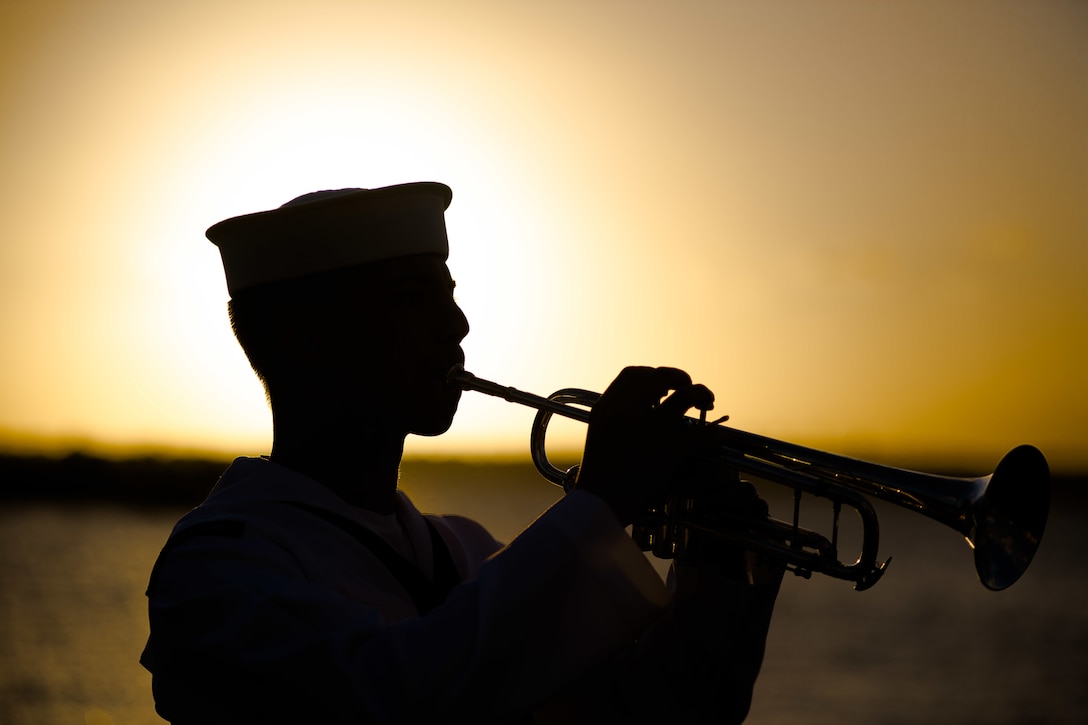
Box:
[531, 553, 782, 725]
[542, 366, 783, 723]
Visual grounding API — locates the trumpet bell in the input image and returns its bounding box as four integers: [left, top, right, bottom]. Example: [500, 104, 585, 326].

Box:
[972, 445, 1050, 590]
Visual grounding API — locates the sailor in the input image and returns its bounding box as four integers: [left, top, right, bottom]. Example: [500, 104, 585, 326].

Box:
[141, 182, 782, 723]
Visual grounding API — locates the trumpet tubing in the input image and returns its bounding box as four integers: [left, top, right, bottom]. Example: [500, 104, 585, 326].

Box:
[449, 366, 1050, 591]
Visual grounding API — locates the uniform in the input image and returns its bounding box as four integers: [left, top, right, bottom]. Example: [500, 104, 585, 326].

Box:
[142, 457, 778, 723]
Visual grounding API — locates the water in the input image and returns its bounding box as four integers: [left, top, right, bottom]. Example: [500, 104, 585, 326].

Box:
[1, 462, 1084, 723]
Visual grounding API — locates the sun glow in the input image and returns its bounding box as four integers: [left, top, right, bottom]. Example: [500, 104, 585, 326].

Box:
[145, 94, 568, 456]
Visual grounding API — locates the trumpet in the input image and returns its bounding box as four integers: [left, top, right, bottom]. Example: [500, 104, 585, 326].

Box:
[448, 366, 1050, 591]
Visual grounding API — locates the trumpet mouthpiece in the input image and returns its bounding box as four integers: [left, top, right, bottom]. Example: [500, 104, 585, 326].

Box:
[446, 364, 470, 386]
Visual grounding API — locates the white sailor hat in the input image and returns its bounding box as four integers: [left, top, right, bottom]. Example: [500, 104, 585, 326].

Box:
[206, 182, 452, 296]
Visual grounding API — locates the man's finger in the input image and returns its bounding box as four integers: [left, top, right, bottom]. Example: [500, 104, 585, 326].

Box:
[597, 366, 694, 413]
[657, 382, 715, 417]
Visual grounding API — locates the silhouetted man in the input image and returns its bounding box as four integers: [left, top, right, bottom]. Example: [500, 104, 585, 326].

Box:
[141, 182, 782, 724]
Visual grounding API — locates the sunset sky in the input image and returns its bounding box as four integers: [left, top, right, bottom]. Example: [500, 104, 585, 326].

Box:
[1, 1, 1084, 474]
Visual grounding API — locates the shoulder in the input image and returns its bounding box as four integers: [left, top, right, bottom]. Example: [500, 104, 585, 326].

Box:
[425, 513, 503, 573]
[428, 513, 498, 543]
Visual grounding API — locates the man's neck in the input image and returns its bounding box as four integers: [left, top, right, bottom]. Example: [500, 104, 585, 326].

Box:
[269, 414, 406, 514]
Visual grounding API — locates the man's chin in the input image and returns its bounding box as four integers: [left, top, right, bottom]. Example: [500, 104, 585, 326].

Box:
[408, 420, 454, 437]
[407, 407, 459, 437]
[401, 382, 462, 437]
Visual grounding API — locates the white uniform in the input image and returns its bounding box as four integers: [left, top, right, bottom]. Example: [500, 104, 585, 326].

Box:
[142, 457, 778, 724]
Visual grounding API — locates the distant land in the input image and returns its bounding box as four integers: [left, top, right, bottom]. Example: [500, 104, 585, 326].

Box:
[0, 450, 1083, 509]
[0, 451, 233, 506]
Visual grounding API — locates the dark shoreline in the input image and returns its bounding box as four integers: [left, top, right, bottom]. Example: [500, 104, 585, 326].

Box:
[1, 451, 1084, 509]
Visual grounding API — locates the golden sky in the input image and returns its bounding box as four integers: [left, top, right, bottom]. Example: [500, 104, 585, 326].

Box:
[1, 1, 1085, 473]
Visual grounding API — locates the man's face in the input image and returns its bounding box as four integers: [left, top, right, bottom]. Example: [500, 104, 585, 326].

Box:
[319, 254, 470, 436]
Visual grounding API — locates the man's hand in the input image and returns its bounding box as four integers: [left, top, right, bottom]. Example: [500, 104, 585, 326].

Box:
[573, 366, 714, 527]
[677, 465, 785, 585]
